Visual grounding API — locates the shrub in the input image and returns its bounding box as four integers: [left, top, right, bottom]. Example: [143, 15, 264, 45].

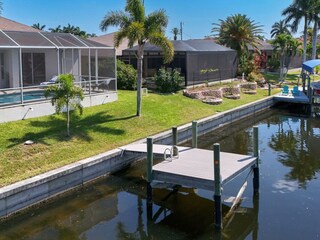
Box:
[154, 68, 183, 93]
[238, 54, 255, 76]
[116, 60, 137, 90]
[247, 72, 265, 86]
[267, 56, 280, 72]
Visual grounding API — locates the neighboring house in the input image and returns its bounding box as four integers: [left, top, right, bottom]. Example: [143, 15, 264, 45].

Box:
[122, 39, 237, 86]
[90, 32, 132, 57]
[248, 40, 302, 70]
[0, 16, 39, 32]
[0, 20, 117, 123]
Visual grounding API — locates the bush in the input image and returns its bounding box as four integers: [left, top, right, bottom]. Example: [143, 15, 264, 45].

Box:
[238, 54, 255, 76]
[247, 72, 265, 85]
[116, 60, 137, 90]
[267, 56, 280, 72]
[154, 68, 183, 93]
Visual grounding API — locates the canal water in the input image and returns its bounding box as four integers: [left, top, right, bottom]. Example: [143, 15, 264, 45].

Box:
[0, 110, 320, 239]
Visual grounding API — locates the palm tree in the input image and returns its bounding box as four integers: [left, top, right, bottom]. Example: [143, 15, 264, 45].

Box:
[49, 25, 62, 33]
[44, 74, 84, 137]
[270, 20, 292, 38]
[32, 23, 46, 31]
[282, 0, 313, 62]
[271, 33, 301, 82]
[211, 14, 263, 56]
[100, 0, 174, 116]
[309, 0, 320, 59]
[171, 27, 180, 40]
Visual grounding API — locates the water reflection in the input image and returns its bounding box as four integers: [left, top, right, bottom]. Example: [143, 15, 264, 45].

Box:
[1, 110, 320, 239]
[268, 116, 320, 188]
[0, 159, 260, 240]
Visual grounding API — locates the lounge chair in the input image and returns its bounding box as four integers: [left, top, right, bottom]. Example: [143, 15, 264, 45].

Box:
[291, 86, 299, 96]
[282, 85, 289, 95]
[40, 76, 58, 85]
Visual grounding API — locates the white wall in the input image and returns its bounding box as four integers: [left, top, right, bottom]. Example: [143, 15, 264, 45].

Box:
[8, 49, 20, 88]
[0, 92, 118, 123]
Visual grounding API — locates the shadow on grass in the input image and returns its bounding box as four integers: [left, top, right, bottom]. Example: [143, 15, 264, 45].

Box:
[7, 111, 136, 148]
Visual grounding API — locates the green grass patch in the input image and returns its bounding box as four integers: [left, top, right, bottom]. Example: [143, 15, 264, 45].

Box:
[0, 89, 274, 186]
[263, 69, 320, 86]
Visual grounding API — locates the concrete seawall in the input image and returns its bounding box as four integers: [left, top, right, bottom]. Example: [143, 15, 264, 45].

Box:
[0, 96, 275, 219]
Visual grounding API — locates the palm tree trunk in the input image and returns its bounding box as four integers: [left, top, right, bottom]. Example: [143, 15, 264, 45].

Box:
[312, 21, 318, 60]
[303, 16, 308, 62]
[136, 44, 144, 117]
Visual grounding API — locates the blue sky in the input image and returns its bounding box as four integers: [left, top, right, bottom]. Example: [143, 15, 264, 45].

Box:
[2, 0, 297, 40]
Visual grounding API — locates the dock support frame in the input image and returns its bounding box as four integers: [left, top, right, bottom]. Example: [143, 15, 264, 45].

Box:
[253, 126, 259, 196]
[192, 120, 198, 148]
[147, 137, 153, 219]
[214, 143, 222, 229]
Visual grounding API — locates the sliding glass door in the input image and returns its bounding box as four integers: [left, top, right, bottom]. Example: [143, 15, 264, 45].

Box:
[22, 53, 45, 86]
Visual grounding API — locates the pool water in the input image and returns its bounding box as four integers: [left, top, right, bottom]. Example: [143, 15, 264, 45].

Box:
[0, 91, 45, 104]
[0, 110, 319, 239]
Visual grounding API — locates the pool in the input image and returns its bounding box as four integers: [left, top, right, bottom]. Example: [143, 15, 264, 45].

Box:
[0, 91, 46, 105]
[0, 110, 319, 239]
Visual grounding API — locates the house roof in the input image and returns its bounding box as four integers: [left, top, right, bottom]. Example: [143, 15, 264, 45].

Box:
[123, 39, 235, 53]
[0, 30, 112, 49]
[247, 40, 274, 51]
[0, 16, 39, 32]
[89, 32, 131, 55]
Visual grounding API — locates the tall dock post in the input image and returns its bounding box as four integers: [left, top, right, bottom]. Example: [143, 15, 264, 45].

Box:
[172, 127, 178, 156]
[192, 121, 198, 148]
[253, 126, 259, 196]
[213, 143, 222, 229]
[268, 83, 271, 96]
[172, 126, 177, 145]
[147, 137, 153, 219]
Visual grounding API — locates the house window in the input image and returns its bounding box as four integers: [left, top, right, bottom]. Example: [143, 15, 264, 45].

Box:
[22, 53, 46, 86]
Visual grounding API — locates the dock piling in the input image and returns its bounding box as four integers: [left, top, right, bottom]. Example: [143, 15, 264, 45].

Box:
[147, 137, 153, 219]
[213, 143, 222, 229]
[268, 83, 271, 96]
[253, 126, 259, 195]
[172, 127, 178, 156]
[192, 121, 198, 148]
[172, 126, 177, 146]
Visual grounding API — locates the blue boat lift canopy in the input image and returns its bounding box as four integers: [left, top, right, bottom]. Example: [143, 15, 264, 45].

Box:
[302, 59, 320, 74]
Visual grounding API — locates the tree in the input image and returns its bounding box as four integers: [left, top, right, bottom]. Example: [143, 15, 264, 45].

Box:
[282, 0, 313, 62]
[309, 0, 320, 59]
[49, 25, 62, 33]
[211, 14, 263, 56]
[270, 20, 292, 38]
[271, 33, 301, 82]
[171, 27, 180, 40]
[100, 0, 174, 116]
[32, 23, 46, 30]
[44, 74, 84, 137]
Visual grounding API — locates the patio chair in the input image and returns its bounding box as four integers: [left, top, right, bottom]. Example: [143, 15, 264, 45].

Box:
[40, 76, 58, 85]
[282, 85, 289, 95]
[291, 86, 299, 96]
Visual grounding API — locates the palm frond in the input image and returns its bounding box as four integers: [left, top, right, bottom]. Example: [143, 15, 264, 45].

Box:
[145, 9, 168, 36]
[125, 0, 145, 22]
[100, 11, 130, 31]
[149, 33, 174, 63]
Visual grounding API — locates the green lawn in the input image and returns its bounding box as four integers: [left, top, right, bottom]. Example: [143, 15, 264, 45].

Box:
[263, 69, 320, 86]
[0, 89, 274, 187]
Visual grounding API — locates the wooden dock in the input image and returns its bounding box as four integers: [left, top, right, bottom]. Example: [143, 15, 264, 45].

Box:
[123, 124, 260, 230]
[123, 144, 256, 191]
[273, 89, 309, 104]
